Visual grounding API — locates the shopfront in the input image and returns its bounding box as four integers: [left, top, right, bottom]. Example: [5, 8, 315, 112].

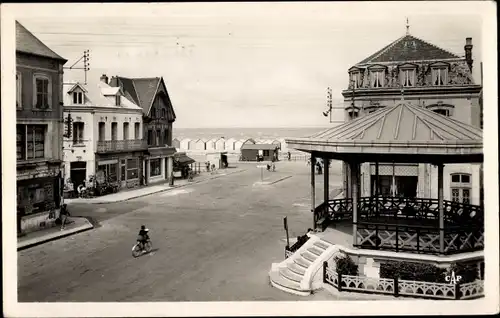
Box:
[145, 146, 176, 184]
[95, 152, 144, 189]
[17, 174, 61, 234]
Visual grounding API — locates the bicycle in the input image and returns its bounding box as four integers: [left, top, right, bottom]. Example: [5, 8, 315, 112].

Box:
[132, 239, 153, 257]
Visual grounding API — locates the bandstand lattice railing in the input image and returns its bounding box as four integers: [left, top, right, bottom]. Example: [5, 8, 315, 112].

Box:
[315, 196, 484, 255]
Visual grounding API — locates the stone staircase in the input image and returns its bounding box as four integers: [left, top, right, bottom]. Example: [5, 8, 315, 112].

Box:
[269, 236, 335, 296]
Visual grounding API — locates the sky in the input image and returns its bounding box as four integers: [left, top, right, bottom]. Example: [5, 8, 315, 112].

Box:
[9, 2, 485, 128]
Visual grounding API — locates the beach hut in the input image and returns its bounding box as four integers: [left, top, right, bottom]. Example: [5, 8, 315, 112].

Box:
[233, 139, 244, 152]
[215, 138, 226, 151]
[240, 143, 279, 162]
[272, 139, 281, 150]
[278, 138, 287, 152]
[206, 151, 229, 169]
[225, 138, 237, 151]
[242, 138, 256, 146]
[179, 138, 191, 150]
[206, 138, 217, 151]
[193, 139, 206, 151]
[172, 138, 181, 149]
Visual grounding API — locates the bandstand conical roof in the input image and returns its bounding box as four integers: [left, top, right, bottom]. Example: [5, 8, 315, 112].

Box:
[286, 103, 483, 163]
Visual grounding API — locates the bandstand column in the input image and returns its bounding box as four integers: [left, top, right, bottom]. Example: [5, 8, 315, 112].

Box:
[311, 155, 316, 230]
[375, 161, 379, 196]
[351, 161, 359, 246]
[324, 157, 330, 205]
[438, 163, 445, 254]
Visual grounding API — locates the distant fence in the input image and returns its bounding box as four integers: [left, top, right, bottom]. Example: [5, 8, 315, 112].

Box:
[280, 153, 309, 162]
[323, 262, 484, 300]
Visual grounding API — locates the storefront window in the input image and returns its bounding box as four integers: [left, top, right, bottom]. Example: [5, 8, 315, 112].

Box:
[97, 163, 118, 182]
[150, 159, 161, 177]
[17, 180, 53, 215]
[127, 158, 138, 180]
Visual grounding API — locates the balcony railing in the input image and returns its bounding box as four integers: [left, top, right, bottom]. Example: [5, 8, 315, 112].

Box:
[314, 196, 484, 255]
[96, 139, 147, 153]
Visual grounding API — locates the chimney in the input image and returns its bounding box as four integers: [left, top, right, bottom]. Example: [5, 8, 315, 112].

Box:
[100, 74, 109, 84]
[464, 37, 473, 70]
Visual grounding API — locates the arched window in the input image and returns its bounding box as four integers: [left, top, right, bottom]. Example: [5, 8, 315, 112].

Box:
[450, 173, 471, 204]
[426, 103, 454, 117]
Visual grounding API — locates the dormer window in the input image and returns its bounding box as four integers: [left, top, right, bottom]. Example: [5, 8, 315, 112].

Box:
[370, 70, 385, 88]
[431, 64, 448, 86]
[115, 95, 120, 106]
[400, 69, 415, 87]
[350, 71, 361, 88]
[73, 92, 83, 104]
[432, 68, 447, 86]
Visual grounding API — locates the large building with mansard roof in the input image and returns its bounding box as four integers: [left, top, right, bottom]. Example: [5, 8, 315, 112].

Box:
[340, 27, 482, 206]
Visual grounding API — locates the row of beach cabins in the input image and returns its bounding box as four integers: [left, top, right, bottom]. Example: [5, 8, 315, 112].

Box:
[172, 137, 308, 162]
[173, 137, 287, 153]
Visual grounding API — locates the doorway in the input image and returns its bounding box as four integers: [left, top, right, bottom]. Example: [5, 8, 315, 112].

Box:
[70, 162, 87, 189]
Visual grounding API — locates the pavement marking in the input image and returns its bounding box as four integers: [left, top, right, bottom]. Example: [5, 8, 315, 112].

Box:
[160, 188, 194, 197]
[292, 203, 309, 207]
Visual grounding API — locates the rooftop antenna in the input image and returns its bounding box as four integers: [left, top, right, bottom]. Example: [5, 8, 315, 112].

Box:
[63, 50, 91, 85]
[322, 87, 333, 122]
[406, 17, 410, 35]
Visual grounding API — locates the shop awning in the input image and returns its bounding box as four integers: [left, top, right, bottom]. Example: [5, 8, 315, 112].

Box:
[147, 146, 177, 157]
[174, 154, 196, 165]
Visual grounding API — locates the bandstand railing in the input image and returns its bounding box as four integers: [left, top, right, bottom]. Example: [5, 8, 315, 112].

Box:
[323, 261, 484, 300]
[315, 196, 484, 255]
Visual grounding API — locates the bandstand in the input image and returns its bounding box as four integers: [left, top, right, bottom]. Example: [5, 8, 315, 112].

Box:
[286, 102, 484, 255]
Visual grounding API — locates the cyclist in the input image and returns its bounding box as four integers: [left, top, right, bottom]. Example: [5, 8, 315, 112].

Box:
[137, 225, 150, 250]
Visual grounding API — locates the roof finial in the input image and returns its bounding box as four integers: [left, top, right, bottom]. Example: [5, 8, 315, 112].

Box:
[406, 17, 410, 35]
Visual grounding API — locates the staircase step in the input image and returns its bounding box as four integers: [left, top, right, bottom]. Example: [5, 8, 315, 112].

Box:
[280, 268, 303, 283]
[287, 262, 306, 276]
[294, 257, 312, 269]
[314, 240, 331, 250]
[301, 252, 317, 263]
[269, 269, 309, 296]
[307, 247, 323, 256]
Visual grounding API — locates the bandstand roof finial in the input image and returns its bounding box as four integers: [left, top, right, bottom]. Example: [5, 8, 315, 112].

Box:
[406, 17, 410, 35]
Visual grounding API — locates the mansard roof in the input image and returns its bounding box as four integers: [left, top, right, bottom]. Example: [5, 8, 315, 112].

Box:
[356, 34, 461, 66]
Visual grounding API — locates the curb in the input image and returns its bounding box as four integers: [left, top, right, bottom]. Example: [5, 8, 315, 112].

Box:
[68, 169, 247, 205]
[17, 219, 94, 251]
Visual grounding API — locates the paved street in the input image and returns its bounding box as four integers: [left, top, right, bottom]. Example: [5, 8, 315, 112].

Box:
[18, 161, 344, 302]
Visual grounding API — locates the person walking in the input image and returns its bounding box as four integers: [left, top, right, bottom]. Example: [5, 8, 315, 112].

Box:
[60, 203, 69, 231]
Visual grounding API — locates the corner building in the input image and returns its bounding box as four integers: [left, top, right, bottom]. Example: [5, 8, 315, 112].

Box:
[341, 31, 482, 206]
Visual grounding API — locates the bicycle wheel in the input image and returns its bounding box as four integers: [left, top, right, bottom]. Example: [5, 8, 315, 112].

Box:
[144, 241, 153, 253]
[132, 243, 142, 257]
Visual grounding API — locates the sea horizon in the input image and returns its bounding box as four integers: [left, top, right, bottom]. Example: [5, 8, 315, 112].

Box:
[173, 126, 333, 141]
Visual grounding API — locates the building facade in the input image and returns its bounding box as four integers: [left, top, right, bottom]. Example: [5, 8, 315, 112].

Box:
[62, 75, 147, 192]
[341, 30, 482, 205]
[110, 76, 177, 185]
[16, 21, 68, 234]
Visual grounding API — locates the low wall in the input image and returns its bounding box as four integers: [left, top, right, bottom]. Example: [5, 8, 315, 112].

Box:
[21, 208, 61, 234]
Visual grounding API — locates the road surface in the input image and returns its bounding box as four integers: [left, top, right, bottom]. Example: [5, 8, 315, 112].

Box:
[18, 162, 345, 302]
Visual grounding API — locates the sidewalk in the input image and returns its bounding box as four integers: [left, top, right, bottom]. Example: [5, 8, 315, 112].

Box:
[17, 217, 94, 251]
[65, 168, 247, 205]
